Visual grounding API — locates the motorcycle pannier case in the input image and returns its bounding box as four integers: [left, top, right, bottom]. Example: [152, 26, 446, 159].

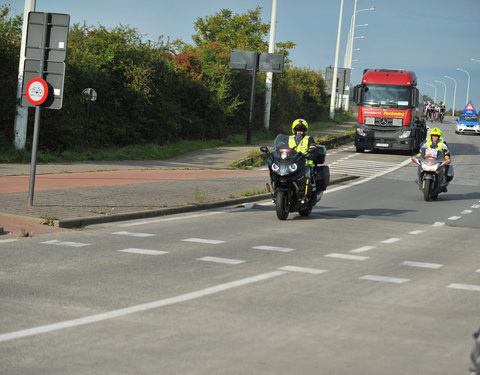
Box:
[315, 165, 330, 191]
[310, 145, 327, 164]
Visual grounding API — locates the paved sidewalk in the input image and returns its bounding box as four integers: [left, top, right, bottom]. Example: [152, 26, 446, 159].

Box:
[0, 121, 355, 237]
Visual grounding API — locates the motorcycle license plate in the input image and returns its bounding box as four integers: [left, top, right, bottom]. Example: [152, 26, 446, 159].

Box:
[375, 143, 389, 148]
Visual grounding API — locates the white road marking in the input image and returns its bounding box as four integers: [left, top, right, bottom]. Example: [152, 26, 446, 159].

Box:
[350, 245, 376, 254]
[476, 269, 480, 273]
[433, 222, 445, 227]
[182, 238, 225, 244]
[401, 260, 443, 269]
[118, 248, 168, 256]
[409, 230, 425, 235]
[197, 256, 245, 265]
[447, 283, 480, 292]
[0, 270, 286, 343]
[252, 245, 295, 253]
[472, 204, 480, 209]
[41, 240, 90, 248]
[0, 239, 18, 243]
[279, 266, 328, 274]
[381, 238, 401, 244]
[112, 231, 155, 238]
[119, 211, 224, 227]
[360, 275, 409, 284]
[461, 210, 472, 215]
[448, 216, 461, 221]
[325, 253, 368, 261]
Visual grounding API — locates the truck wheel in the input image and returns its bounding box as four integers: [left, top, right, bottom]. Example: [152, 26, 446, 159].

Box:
[356, 147, 365, 153]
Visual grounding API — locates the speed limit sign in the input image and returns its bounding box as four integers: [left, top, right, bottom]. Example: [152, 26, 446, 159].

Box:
[25, 77, 49, 106]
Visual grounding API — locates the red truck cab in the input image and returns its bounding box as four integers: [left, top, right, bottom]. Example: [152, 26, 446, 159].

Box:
[353, 69, 427, 154]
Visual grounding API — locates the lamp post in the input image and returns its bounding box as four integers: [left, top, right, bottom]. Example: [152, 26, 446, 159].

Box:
[263, 0, 278, 130]
[471, 58, 480, 63]
[343, 1, 374, 110]
[329, 0, 344, 119]
[434, 80, 447, 105]
[457, 67, 471, 105]
[444, 75, 456, 116]
[426, 83, 437, 103]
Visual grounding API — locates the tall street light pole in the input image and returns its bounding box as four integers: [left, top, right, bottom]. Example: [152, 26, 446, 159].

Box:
[434, 80, 447, 105]
[471, 58, 480, 63]
[426, 83, 437, 103]
[457, 67, 471, 105]
[329, 0, 345, 120]
[263, 0, 278, 130]
[13, 0, 36, 149]
[444, 75, 456, 116]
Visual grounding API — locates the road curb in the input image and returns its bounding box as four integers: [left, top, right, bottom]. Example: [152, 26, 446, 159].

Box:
[57, 176, 358, 228]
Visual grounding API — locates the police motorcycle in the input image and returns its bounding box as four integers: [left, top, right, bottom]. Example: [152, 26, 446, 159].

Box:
[470, 327, 480, 374]
[260, 134, 329, 220]
[411, 146, 452, 201]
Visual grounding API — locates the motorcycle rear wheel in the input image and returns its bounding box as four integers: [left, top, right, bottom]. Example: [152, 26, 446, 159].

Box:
[423, 179, 432, 201]
[275, 191, 289, 220]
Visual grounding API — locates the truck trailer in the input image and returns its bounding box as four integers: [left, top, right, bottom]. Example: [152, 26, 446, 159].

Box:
[353, 69, 427, 154]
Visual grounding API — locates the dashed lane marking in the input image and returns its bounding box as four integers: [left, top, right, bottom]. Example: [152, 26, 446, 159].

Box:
[461, 210, 472, 215]
[251, 245, 295, 253]
[197, 256, 245, 265]
[41, 240, 90, 248]
[182, 238, 225, 244]
[279, 266, 328, 274]
[447, 283, 480, 292]
[433, 222, 445, 227]
[118, 248, 168, 256]
[359, 275, 409, 284]
[325, 253, 368, 261]
[0, 239, 18, 243]
[112, 231, 155, 238]
[401, 260, 443, 269]
[350, 246, 376, 254]
[119, 211, 224, 227]
[381, 238, 401, 244]
[448, 216, 461, 221]
[409, 230, 425, 235]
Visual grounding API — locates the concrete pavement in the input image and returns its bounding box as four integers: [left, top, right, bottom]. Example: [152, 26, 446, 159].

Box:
[0, 121, 355, 237]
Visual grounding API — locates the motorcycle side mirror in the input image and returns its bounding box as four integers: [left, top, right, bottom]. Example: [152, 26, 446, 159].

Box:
[260, 146, 270, 154]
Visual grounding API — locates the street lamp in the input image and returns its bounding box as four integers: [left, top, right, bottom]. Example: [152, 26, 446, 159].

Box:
[472, 58, 480, 63]
[434, 80, 447, 105]
[426, 83, 437, 103]
[444, 75, 456, 116]
[343, 1, 374, 110]
[457, 67, 471, 105]
[329, 0, 345, 119]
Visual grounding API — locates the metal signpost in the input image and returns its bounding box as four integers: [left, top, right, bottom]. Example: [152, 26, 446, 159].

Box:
[229, 50, 284, 144]
[21, 11, 70, 206]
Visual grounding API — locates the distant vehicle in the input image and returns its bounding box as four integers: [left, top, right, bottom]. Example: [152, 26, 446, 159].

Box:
[352, 69, 427, 154]
[456, 101, 480, 135]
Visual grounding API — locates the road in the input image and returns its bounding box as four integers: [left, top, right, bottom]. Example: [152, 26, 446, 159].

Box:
[1, 118, 480, 374]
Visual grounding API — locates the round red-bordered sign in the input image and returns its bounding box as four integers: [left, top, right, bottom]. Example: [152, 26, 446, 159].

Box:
[25, 77, 49, 105]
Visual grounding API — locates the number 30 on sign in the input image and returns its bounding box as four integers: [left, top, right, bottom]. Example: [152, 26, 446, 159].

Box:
[25, 77, 49, 105]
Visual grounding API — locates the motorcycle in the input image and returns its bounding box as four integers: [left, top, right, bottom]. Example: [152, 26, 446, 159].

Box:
[260, 134, 329, 220]
[471, 328, 480, 374]
[411, 147, 452, 201]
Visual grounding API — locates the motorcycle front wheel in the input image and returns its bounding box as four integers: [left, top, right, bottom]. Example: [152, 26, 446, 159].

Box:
[275, 191, 289, 220]
[423, 179, 432, 201]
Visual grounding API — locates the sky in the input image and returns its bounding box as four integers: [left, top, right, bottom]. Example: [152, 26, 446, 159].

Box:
[8, 0, 480, 112]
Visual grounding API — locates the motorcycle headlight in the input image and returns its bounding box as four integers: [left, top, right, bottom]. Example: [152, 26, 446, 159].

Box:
[271, 163, 279, 171]
[356, 127, 366, 136]
[421, 162, 439, 171]
[289, 163, 298, 172]
[399, 130, 411, 139]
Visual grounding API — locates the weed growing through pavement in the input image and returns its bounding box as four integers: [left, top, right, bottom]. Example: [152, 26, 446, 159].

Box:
[40, 214, 57, 226]
[20, 228, 30, 237]
[195, 186, 208, 203]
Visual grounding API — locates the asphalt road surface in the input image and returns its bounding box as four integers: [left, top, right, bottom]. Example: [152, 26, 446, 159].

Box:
[1, 118, 480, 374]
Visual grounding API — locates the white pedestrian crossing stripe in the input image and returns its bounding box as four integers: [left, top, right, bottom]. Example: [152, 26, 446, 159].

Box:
[182, 238, 225, 244]
[112, 231, 156, 237]
[118, 248, 168, 255]
[197, 256, 245, 265]
[329, 158, 402, 177]
[252, 245, 295, 253]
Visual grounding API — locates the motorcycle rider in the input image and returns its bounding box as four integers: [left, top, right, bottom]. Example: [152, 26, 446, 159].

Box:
[288, 119, 320, 195]
[417, 127, 453, 191]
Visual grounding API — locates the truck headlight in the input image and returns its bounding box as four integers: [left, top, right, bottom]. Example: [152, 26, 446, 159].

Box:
[357, 127, 367, 136]
[399, 130, 411, 139]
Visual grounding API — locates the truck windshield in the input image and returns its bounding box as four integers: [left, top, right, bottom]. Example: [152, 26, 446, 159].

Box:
[362, 84, 410, 107]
